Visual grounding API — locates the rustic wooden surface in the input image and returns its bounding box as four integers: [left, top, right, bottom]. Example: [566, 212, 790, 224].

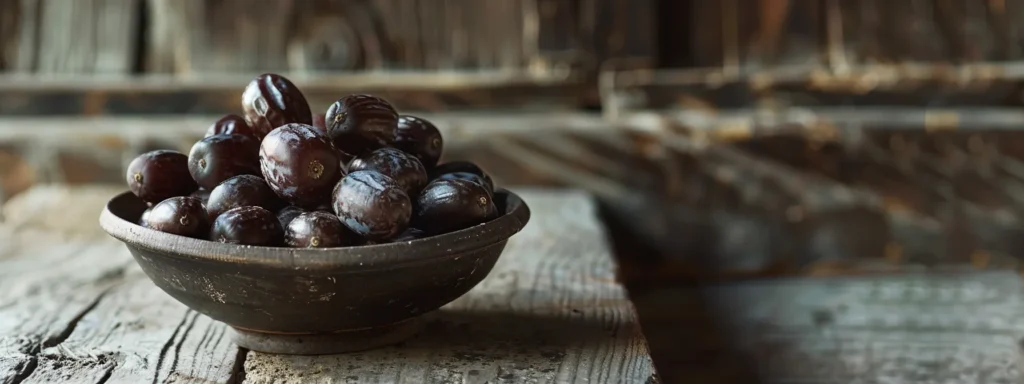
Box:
[0, 185, 656, 384]
[630, 271, 1024, 383]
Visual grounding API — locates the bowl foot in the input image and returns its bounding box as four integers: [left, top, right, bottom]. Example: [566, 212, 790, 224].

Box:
[231, 318, 421, 355]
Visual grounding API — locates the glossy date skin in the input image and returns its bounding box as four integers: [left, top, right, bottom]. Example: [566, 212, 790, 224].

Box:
[394, 115, 443, 168]
[145, 196, 210, 238]
[284, 211, 357, 248]
[347, 148, 427, 195]
[139, 207, 153, 227]
[205, 114, 256, 138]
[188, 134, 261, 190]
[206, 175, 283, 221]
[210, 206, 284, 246]
[331, 170, 411, 240]
[242, 74, 313, 140]
[260, 123, 345, 208]
[413, 178, 497, 235]
[126, 150, 198, 204]
[325, 94, 398, 156]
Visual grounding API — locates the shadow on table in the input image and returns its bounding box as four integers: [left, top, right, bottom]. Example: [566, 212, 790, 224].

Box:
[597, 202, 766, 383]
[630, 285, 765, 384]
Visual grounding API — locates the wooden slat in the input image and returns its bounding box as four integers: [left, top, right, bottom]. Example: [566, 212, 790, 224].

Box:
[7, 0, 141, 74]
[0, 185, 656, 383]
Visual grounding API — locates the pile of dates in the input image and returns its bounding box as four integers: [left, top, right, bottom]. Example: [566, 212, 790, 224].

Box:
[127, 73, 498, 247]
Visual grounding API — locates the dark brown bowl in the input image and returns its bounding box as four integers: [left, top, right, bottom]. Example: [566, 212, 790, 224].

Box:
[99, 189, 530, 355]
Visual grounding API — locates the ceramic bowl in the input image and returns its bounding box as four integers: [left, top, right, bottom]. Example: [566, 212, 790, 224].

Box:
[99, 190, 530, 354]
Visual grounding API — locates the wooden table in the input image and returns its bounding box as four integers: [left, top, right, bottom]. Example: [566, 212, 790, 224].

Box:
[633, 270, 1024, 383]
[0, 185, 657, 384]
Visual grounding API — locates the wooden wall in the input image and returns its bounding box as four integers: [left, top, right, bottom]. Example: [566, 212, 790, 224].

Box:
[0, 0, 656, 76]
[680, 0, 1024, 70]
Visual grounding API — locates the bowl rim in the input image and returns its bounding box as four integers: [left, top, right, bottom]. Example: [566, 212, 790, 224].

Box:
[99, 189, 530, 270]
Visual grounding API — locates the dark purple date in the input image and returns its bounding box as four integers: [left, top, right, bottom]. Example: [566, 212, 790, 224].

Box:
[331, 170, 411, 240]
[413, 178, 497, 235]
[188, 134, 261, 190]
[260, 123, 345, 208]
[394, 115, 443, 168]
[325, 94, 398, 156]
[284, 212, 358, 248]
[126, 150, 198, 204]
[242, 73, 313, 140]
[206, 174, 283, 221]
[210, 206, 284, 246]
[145, 196, 210, 238]
[205, 114, 256, 138]
[347, 147, 428, 195]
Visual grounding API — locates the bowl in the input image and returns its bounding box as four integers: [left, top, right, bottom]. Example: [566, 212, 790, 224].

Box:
[99, 189, 530, 355]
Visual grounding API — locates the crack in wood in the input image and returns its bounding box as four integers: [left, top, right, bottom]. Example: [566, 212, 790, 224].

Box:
[165, 311, 200, 382]
[94, 363, 115, 384]
[226, 347, 249, 384]
[6, 356, 38, 384]
[41, 287, 112, 349]
[150, 310, 193, 384]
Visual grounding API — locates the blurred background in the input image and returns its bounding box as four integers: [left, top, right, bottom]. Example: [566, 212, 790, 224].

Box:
[4, 0, 1024, 381]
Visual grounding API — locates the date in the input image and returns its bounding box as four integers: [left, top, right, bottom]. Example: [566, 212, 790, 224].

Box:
[242, 73, 313, 139]
[325, 94, 398, 156]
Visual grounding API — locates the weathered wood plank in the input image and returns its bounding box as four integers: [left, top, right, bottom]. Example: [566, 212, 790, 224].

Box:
[0, 186, 239, 384]
[632, 271, 1024, 383]
[243, 190, 656, 383]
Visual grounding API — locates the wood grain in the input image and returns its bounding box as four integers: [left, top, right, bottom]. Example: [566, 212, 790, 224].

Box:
[5, 0, 142, 74]
[0, 186, 239, 384]
[0, 186, 656, 383]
